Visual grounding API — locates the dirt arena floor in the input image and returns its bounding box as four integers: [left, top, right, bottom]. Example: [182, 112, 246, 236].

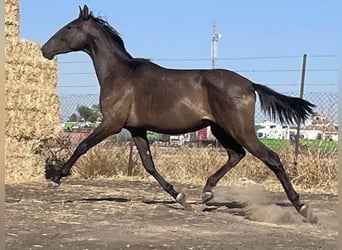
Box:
[5, 178, 337, 250]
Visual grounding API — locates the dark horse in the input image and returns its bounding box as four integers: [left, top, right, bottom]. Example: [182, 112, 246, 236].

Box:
[42, 5, 317, 223]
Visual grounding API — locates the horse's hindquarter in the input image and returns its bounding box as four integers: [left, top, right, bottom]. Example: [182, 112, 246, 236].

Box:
[127, 68, 214, 133]
[204, 69, 257, 129]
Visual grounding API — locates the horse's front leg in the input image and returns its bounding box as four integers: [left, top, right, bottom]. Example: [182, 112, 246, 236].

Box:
[46, 122, 119, 186]
[131, 129, 190, 208]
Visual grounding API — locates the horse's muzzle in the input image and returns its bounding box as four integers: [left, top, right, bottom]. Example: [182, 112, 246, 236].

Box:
[41, 45, 54, 60]
[41, 50, 54, 60]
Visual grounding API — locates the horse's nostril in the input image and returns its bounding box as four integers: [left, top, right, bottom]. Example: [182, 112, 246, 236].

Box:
[41, 50, 53, 60]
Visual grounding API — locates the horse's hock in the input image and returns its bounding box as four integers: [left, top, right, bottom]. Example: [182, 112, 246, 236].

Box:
[5, 0, 61, 183]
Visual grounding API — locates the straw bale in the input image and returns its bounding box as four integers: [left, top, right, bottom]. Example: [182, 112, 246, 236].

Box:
[5, 39, 61, 139]
[6, 89, 59, 110]
[5, 39, 58, 74]
[5, 0, 20, 39]
[5, 31, 61, 182]
[6, 108, 61, 138]
[5, 136, 45, 182]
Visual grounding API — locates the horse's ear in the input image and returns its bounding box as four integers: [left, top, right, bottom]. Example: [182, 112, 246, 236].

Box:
[78, 6, 82, 18]
[79, 5, 90, 20]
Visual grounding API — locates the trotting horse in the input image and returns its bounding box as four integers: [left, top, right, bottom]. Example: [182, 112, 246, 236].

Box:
[41, 5, 317, 223]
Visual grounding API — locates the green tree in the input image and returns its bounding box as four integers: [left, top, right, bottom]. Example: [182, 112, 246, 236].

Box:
[68, 113, 80, 122]
[89, 104, 102, 122]
[67, 105, 102, 123]
[77, 105, 94, 123]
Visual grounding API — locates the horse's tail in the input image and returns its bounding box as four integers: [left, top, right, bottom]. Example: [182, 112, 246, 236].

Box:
[252, 83, 315, 124]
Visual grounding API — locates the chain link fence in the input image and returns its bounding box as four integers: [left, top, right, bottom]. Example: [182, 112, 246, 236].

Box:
[52, 90, 338, 186]
[50, 51, 338, 185]
[58, 91, 338, 151]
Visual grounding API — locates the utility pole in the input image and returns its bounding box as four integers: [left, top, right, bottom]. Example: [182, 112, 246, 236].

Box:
[211, 22, 222, 147]
[211, 21, 222, 69]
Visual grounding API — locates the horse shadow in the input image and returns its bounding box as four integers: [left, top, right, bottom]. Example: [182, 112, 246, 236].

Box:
[63, 196, 293, 219]
[64, 197, 131, 203]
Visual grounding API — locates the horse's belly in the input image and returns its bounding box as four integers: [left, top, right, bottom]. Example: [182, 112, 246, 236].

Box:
[127, 97, 214, 133]
[128, 108, 213, 134]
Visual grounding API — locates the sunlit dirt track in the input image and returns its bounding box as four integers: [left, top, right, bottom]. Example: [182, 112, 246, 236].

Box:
[5, 179, 337, 250]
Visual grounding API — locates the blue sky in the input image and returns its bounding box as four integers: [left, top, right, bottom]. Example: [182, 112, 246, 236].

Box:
[19, 1, 339, 96]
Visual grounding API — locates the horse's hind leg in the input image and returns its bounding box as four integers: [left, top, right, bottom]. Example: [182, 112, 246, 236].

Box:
[208, 89, 316, 222]
[238, 135, 317, 223]
[202, 125, 246, 203]
[131, 129, 189, 208]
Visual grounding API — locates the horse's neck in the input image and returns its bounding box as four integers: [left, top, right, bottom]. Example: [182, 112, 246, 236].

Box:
[87, 35, 132, 85]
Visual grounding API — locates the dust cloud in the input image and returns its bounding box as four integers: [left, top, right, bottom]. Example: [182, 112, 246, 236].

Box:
[211, 180, 303, 224]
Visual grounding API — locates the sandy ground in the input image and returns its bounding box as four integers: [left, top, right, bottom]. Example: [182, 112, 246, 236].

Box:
[5, 178, 337, 250]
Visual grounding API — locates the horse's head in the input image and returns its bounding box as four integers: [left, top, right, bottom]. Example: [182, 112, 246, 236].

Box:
[41, 5, 93, 60]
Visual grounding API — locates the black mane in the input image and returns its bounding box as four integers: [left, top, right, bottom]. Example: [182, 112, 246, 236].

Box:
[89, 13, 152, 63]
[90, 14, 127, 52]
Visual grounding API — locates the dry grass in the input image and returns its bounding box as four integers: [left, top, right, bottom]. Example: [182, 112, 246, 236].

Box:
[9, 132, 336, 194]
[66, 142, 337, 194]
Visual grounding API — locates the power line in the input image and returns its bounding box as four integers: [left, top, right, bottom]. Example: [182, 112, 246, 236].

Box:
[58, 83, 338, 88]
[58, 85, 99, 88]
[57, 54, 338, 64]
[59, 72, 95, 75]
[58, 68, 338, 75]
[235, 69, 338, 73]
[58, 60, 91, 64]
[308, 54, 338, 58]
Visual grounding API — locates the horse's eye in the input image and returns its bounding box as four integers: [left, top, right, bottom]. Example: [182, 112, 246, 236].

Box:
[67, 26, 72, 30]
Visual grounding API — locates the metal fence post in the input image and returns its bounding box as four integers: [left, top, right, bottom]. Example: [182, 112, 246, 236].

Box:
[294, 54, 307, 159]
[127, 138, 134, 176]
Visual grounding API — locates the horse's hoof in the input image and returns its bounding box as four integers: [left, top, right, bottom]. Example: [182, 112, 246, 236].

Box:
[47, 180, 60, 188]
[176, 192, 190, 209]
[299, 204, 318, 224]
[202, 191, 214, 204]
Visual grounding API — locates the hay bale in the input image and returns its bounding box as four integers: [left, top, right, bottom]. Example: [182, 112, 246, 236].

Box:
[5, 0, 61, 183]
[5, 38, 61, 182]
[5, 137, 44, 182]
[5, 39, 58, 72]
[5, 39, 61, 139]
[5, 0, 20, 39]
